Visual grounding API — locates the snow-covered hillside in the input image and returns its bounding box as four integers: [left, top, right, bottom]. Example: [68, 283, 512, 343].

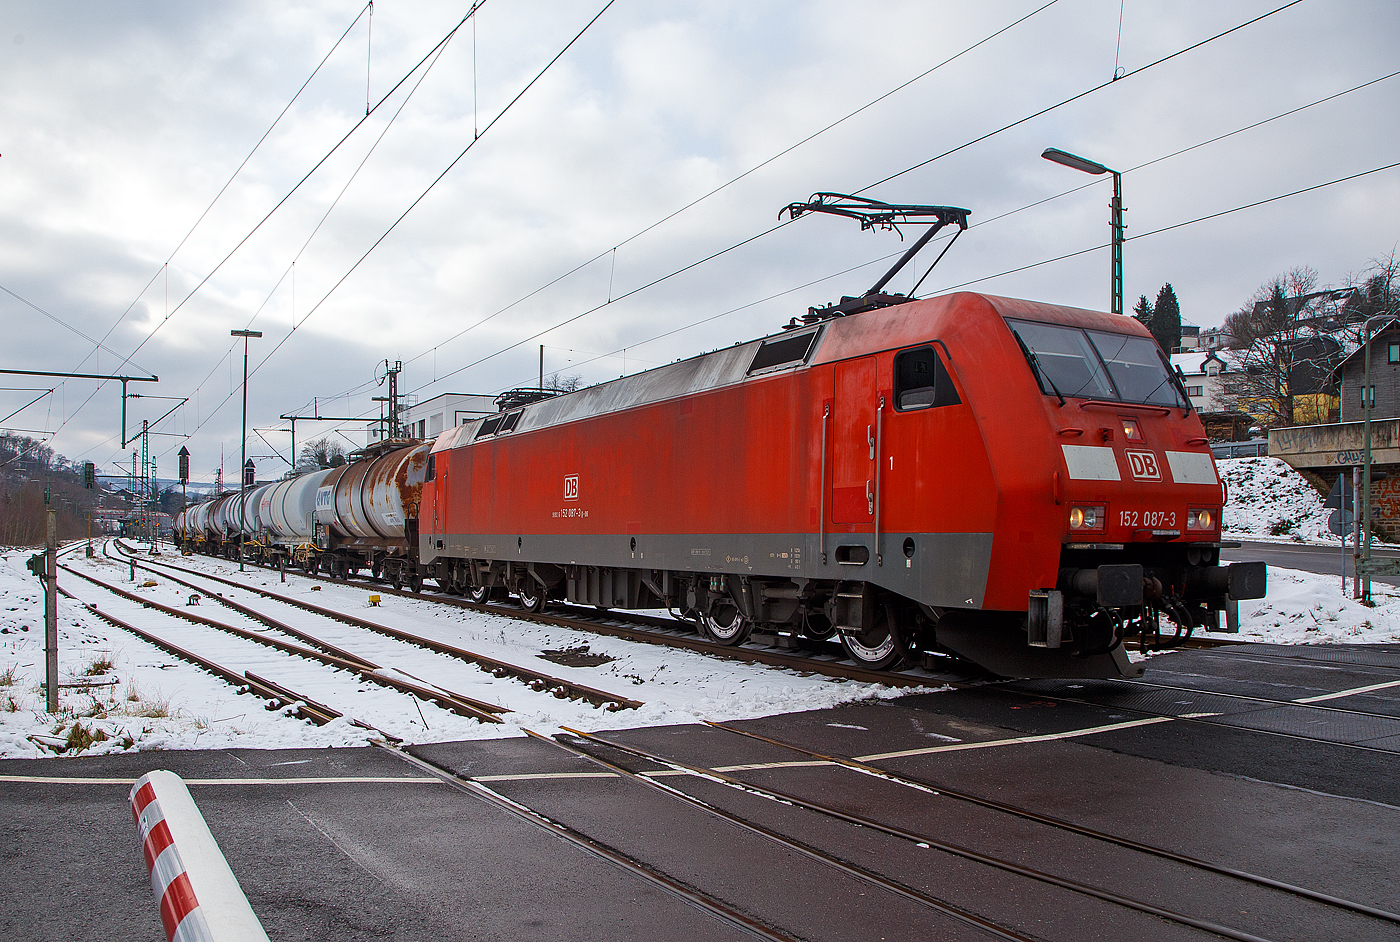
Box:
[1221, 456, 1340, 544]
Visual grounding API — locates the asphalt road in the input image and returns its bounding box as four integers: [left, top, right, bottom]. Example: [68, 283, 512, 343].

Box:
[1222, 539, 1400, 586]
[6, 642, 1400, 942]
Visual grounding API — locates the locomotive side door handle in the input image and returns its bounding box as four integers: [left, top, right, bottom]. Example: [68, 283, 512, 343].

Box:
[866, 479, 874, 516]
[868, 425, 875, 460]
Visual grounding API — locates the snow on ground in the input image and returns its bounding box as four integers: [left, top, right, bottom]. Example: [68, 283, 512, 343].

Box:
[1221, 455, 1365, 545]
[0, 546, 924, 759]
[1, 456, 1395, 759]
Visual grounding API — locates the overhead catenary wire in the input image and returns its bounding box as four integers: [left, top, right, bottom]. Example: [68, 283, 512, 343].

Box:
[397, 0, 1312, 400]
[383, 0, 1065, 395]
[151, 0, 615, 465]
[84, 0, 1344, 473]
[488, 73, 1400, 397]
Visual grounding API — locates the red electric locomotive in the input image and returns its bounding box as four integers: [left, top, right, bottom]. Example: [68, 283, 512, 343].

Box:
[419, 197, 1264, 678]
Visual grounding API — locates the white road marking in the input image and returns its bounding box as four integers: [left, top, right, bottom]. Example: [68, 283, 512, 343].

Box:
[471, 772, 617, 782]
[854, 716, 1176, 761]
[1294, 679, 1400, 703]
[0, 775, 441, 785]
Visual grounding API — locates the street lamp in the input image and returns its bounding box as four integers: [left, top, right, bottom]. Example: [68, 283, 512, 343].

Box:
[1359, 314, 1397, 601]
[231, 329, 262, 572]
[1042, 147, 1125, 317]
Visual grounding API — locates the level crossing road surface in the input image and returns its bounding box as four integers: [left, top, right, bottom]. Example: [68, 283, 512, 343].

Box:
[1223, 539, 1400, 586]
[3, 643, 1399, 941]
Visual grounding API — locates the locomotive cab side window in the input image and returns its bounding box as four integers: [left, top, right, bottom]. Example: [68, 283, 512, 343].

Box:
[894, 346, 960, 411]
[425, 454, 435, 481]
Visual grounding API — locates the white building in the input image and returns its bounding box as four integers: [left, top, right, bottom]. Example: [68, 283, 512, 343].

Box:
[367, 392, 498, 444]
[1170, 349, 1238, 413]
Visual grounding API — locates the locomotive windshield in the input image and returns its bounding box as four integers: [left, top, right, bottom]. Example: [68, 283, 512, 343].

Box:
[1007, 318, 1187, 407]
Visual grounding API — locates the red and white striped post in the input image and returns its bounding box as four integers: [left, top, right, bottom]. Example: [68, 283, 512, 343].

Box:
[129, 771, 271, 942]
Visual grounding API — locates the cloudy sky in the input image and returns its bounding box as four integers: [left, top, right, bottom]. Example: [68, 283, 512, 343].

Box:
[1, 0, 1396, 485]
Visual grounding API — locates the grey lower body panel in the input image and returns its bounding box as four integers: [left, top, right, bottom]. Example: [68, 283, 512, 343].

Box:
[424, 530, 995, 611]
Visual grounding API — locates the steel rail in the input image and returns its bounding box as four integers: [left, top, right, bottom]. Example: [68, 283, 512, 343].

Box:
[1000, 682, 1400, 757]
[73, 596, 343, 727]
[705, 721, 1400, 926]
[160, 543, 955, 687]
[377, 742, 804, 942]
[64, 562, 503, 724]
[559, 728, 1283, 942]
[1112, 676, 1400, 723]
[114, 542, 641, 711]
[529, 729, 1045, 942]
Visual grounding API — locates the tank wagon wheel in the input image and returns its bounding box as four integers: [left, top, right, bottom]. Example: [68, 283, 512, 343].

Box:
[839, 608, 903, 670]
[517, 586, 547, 613]
[701, 601, 753, 646]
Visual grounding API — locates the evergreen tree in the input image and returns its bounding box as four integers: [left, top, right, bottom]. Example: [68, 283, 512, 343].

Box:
[1133, 294, 1153, 328]
[1152, 283, 1182, 352]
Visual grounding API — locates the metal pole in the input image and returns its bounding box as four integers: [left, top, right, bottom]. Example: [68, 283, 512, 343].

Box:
[240, 337, 248, 571]
[1110, 170, 1124, 317]
[1353, 466, 1362, 599]
[45, 509, 57, 713]
[231, 329, 261, 570]
[1340, 473, 1347, 595]
[1361, 315, 1390, 602]
[540, 345, 544, 390]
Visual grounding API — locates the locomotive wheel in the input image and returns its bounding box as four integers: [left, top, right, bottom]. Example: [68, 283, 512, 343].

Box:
[517, 586, 547, 613]
[410, 570, 424, 593]
[839, 609, 903, 670]
[701, 602, 752, 646]
[467, 585, 491, 604]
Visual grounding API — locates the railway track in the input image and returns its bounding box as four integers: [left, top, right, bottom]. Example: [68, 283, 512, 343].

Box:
[129, 541, 986, 689]
[548, 729, 1288, 942]
[106, 541, 642, 711]
[692, 720, 1400, 927]
[60, 559, 506, 728]
[377, 720, 1391, 942]
[1005, 671, 1400, 756]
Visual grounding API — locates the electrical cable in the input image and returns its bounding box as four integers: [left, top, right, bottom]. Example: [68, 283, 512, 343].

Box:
[110, 2, 490, 374]
[0, 284, 154, 376]
[857, 0, 1304, 194]
[168, 17, 462, 444]
[928, 159, 1400, 295]
[57, 3, 489, 464]
[150, 0, 614, 463]
[399, 0, 1312, 399]
[77, 2, 374, 374]
[385, 0, 1063, 389]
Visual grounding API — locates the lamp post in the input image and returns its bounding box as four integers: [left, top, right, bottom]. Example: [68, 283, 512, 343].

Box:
[231, 329, 262, 572]
[1042, 147, 1124, 317]
[1359, 314, 1396, 602]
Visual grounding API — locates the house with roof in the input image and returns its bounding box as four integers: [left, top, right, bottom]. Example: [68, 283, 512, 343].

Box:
[1170, 349, 1237, 413]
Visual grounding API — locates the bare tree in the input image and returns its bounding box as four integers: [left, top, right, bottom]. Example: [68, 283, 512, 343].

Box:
[543, 373, 583, 393]
[294, 437, 347, 472]
[1219, 268, 1347, 427]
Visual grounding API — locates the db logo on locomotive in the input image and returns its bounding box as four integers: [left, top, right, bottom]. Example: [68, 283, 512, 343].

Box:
[1125, 450, 1161, 481]
[563, 474, 580, 501]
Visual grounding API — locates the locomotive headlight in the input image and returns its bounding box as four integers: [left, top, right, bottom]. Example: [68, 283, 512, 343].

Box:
[1069, 505, 1105, 530]
[1187, 508, 1215, 530]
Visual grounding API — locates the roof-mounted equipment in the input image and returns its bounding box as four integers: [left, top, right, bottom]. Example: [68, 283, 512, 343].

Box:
[781, 193, 971, 322]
